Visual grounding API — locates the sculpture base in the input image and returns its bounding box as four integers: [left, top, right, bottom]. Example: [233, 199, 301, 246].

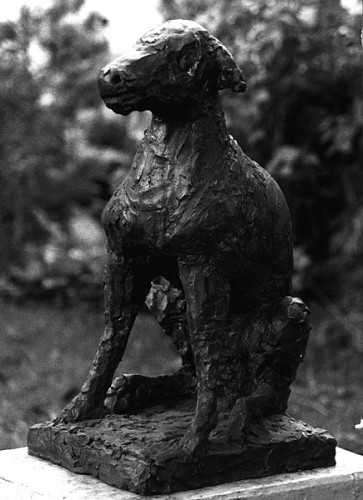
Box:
[28, 399, 336, 495]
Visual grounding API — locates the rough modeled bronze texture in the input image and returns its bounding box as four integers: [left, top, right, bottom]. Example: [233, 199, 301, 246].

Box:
[28, 19, 336, 492]
[28, 399, 336, 495]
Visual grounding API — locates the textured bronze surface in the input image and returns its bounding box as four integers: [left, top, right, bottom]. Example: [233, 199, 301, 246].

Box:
[29, 19, 336, 493]
[28, 399, 336, 495]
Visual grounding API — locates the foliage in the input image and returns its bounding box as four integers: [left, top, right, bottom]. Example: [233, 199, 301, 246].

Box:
[0, 1, 139, 299]
[0, 0, 361, 311]
[0, 2, 362, 453]
[159, 0, 363, 302]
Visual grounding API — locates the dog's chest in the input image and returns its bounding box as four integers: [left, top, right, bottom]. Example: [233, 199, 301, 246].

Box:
[129, 145, 190, 208]
[104, 149, 195, 249]
[104, 154, 233, 254]
[103, 120, 239, 254]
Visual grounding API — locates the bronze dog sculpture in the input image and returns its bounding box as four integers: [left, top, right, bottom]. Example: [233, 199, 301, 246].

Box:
[60, 20, 310, 457]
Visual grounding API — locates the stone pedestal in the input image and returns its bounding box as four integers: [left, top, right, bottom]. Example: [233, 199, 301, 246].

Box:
[28, 399, 335, 495]
[0, 447, 362, 499]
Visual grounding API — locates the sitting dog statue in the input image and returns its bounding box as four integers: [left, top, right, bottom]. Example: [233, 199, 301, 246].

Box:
[60, 20, 310, 457]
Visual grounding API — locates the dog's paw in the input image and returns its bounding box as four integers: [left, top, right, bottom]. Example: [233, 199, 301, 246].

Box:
[58, 393, 97, 423]
[179, 428, 208, 458]
[225, 397, 251, 443]
[104, 376, 131, 413]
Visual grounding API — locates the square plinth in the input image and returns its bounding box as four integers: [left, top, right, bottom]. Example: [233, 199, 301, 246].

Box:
[2, 447, 362, 500]
[27, 399, 336, 495]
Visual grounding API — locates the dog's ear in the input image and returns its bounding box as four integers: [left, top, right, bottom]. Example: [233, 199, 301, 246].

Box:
[208, 35, 247, 93]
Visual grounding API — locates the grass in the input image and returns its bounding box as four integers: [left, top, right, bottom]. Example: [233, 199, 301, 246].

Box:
[1, 299, 362, 454]
[289, 305, 363, 454]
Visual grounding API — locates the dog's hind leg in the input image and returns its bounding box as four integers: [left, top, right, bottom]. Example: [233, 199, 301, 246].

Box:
[226, 296, 310, 441]
[104, 371, 194, 414]
[103, 276, 195, 414]
[145, 276, 194, 373]
[178, 257, 230, 457]
[59, 249, 151, 423]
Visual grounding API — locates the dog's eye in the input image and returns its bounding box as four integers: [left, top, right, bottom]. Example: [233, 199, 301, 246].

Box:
[178, 46, 198, 72]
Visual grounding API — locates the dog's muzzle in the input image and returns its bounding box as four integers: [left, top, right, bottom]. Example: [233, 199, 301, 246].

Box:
[98, 67, 124, 97]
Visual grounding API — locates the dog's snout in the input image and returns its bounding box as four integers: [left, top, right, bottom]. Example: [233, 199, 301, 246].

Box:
[110, 73, 122, 85]
[99, 67, 123, 93]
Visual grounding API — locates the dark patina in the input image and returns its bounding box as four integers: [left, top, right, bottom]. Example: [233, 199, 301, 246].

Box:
[28, 20, 336, 494]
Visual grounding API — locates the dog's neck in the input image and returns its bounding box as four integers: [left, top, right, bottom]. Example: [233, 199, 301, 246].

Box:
[145, 96, 230, 173]
[125, 95, 233, 202]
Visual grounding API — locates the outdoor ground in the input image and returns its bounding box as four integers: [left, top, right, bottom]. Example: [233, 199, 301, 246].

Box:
[1, 298, 362, 455]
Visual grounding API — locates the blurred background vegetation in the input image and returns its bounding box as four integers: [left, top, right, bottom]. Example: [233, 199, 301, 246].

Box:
[0, 0, 362, 454]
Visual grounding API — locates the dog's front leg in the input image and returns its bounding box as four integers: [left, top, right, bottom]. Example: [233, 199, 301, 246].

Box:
[59, 249, 150, 423]
[178, 257, 230, 457]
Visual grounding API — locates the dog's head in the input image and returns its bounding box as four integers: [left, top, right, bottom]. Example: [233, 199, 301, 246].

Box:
[98, 19, 246, 116]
